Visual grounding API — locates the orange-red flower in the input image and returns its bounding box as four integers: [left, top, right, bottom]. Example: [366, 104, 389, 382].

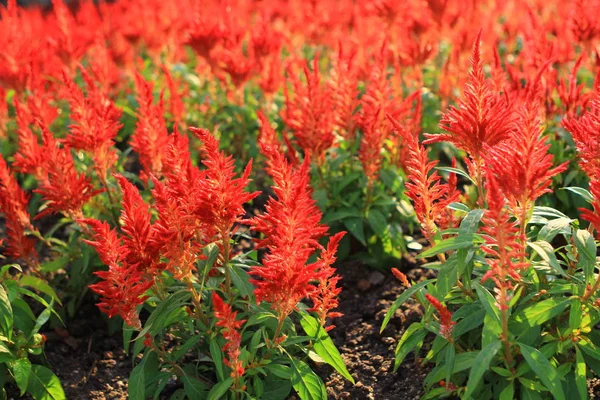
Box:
[212, 292, 245, 381]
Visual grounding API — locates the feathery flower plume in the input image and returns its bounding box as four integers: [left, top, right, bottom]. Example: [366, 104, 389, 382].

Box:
[84, 219, 152, 329]
[563, 87, 600, 235]
[250, 145, 341, 332]
[308, 232, 346, 331]
[190, 127, 258, 237]
[425, 294, 454, 339]
[212, 292, 245, 382]
[329, 44, 360, 141]
[257, 111, 298, 166]
[35, 123, 101, 220]
[0, 156, 37, 262]
[357, 44, 393, 186]
[283, 55, 336, 166]
[391, 268, 411, 287]
[425, 32, 514, 185]
[388, 115, 459, 243]
[479, 173, 527, 307]
[485, 66, 567, 225]
[62, 68, 122, 180]
[131, 73, 170, 181]
[160, 64, 185, 125]
[12, 99, 48, 182]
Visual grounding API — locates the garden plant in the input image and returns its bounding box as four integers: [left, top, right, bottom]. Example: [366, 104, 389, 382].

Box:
[0, 0, 600, 399]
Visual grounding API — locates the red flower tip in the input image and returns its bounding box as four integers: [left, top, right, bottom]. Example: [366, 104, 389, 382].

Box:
[425, 294, 455, 339]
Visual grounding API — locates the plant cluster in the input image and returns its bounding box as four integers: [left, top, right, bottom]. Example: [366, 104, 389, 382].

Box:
[0, 0, 600, 399]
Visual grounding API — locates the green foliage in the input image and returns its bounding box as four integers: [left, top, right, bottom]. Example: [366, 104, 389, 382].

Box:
[0, 267, 65, 400]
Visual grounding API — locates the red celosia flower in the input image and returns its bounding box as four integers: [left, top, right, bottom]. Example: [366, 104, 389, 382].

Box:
[131, 73, 171, 182]
[425, 294, 455, 339]
[356, 44, 394, 185]
[190, 127, 258, 237]
[308, 232, 346, 330]
[212, 292, 246, 381]
[0, 88, 7, 138]
[329, 44, 360, 141]
[257, 111, 298, 166]
[0, 156, 37, 262]
[388, 115, 459, 243]
[12, 99, 48, 181]
[563, 87, 600, 235]
[160, 64, 185, 125]
[250, 143, 340, 329]
[62, 68, 122, 180]
[34, 123, 101, 220]
[150, 132, 210, 279]
[391, 268, 411, 287]
[485, 81, 567, 223]
[84, 219, 153, 329]
[425, 33, 514, 182]
[479, 173, 527, 302]
[283, 55, 336, 166]
[114, 175, 159, 273]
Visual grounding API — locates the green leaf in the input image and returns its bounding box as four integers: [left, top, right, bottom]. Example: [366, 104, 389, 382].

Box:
[452, 308, 485, 338]
[444, 345, 455, 385]
[569, 299, 583, 331]
[420, 234, 482, 258]
[527, 241, 567, 278]
[19, 276, 62, 306]
[459, 210, 484, 234]
[563, 187, 594, 203]
[27, 365, 65, 400]
[533, 207, 568, 219]
[10, 358, 31, 396]
[207, 378, 233, 400]
[574, 229, 596, 284]
[229, 264, 254, 299]
[381, 279, 434, 332]
[518, 343, 565, 400]
[298, 312, 354, 383]
[393, 323, 427, 372]
[288, 357, 327, 400]
[537, 218, 572, 243]
[128, 356, 147, 400]
[31, 302, 53, 339]
[209, 340, 225, 381]
[500, 382, 515, 400]
[448, 202, 470, 213]
[511, 298, 569, 329]
[264, 364, 292, 379]
[575, 348, 588, 400]
[262, 378, 291, 400]
[0, 342, 13, 364]
[435, 166, 474, 183]
[180, 374, 208, 400]
[367, 209, 387, 237]
[463, 340, 502, 399]
[343, 218, 366, 246]
[0, 285, 13, 339]
[472, 282, 501, 325]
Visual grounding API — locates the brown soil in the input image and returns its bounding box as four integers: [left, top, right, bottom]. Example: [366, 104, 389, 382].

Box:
[318, 260, 434, 400]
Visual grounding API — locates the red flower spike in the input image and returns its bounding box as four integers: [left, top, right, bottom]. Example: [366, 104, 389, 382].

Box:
[564, 87, 600, 235]
[191, 127, 258, 235]
[388, 115, 459, 243]
[62, 67, 122, 180]
[114, 174, 158, 274]
[12, 99, 50, 182]
[479, 173, 527, 300]
[0, 156, 37, 262]
[212, 292, 245, 381]
[391, 268, 410, 288]
[160, 64, 185, 125]
[308, 232, 346, 330]
[34, 123, 102, 220]
[83, 218, 152, 329]
[425, 32, 515, 181]
[425, 294, 455, 340]
[283, 55, 336, 165]
[131, 73, 170, 182]
[250, 151, 331, 323]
